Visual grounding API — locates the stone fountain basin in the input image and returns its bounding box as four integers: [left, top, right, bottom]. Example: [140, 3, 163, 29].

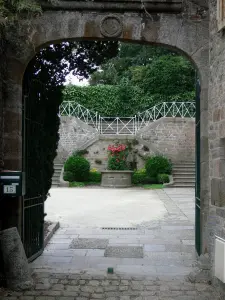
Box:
[101, 170, 133, 188]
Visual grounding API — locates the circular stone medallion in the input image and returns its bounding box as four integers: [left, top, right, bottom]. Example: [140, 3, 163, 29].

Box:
[100, 15, 123, 38]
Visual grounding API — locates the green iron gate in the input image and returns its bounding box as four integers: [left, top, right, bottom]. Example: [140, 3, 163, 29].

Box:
[195, 78, 201, 256]
[22, 80, 46, 262]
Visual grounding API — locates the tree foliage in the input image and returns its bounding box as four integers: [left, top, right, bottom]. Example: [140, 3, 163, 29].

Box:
[89, 43, 195, 101]
[63, 84, 154, 116]
[63, 82, 194, 117]
[29, 41, 119, 86]
[0, 0, 42, 24]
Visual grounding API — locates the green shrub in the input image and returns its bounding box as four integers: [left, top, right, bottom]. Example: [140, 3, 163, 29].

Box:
[157, 173, 170, 184]
[107, 144, 129, 170]
[135, 168, 146, 175]
[69, 182, 85, 187]
[145, 155, 172, 178]
[89, 171, 102, 182]
[63, 171, 75, 182]
[132, 169, 157, 185]
[64, 155, 90, 182]
[73, 149, 88, 156]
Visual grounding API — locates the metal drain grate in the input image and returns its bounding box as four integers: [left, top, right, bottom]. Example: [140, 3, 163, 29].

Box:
[102, 227, 138, 230]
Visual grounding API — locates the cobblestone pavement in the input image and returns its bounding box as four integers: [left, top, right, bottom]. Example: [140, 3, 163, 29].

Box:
[1, 188, 221, 299]
[1, 272, 220, 300]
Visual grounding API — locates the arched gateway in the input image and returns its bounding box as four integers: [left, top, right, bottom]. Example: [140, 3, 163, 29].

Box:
[2, 0, 209, 263]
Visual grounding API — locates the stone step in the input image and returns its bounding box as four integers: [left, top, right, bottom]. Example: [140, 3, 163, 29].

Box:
[173, 170, 195, 174]
[172, 183, 195, 187]
[173, 165, 195, 168]
[173, 175, 195, 179]
[173, 173, 195, 176]
[173, 168, 195, 172]
[52, 163, 63, 187]
[174, 178, 195, 183]
[174, 162, 195, 164]
[53, 171, 61, 175]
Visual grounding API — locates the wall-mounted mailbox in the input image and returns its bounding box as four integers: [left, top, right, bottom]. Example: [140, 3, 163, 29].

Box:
[0, 171, 25, 197]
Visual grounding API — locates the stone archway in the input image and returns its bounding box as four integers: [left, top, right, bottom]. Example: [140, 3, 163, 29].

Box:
[3, 8, 209, 257]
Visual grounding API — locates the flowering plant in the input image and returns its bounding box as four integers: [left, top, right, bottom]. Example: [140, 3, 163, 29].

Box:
[107, 144, 129, 170]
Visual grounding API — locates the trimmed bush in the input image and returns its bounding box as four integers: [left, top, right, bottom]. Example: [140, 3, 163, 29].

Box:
[69, 182, 85, 187]
[132, 169, 157, 185]
[63, 171, 74, 182]
[64, 155, 90, 182]
[145, 155, 172, 178]
[157, 173, 170, 184]
[89, 170, 102, 183]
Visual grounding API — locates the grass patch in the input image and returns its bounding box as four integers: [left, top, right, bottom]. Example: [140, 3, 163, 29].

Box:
[69, 181, 101, 187]
[142, 184, 164, 189]
[69, 182, 85, 187]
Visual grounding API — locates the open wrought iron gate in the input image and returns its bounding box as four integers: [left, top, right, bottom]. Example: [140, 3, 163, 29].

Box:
[195, 79, 201, 256]
[22, 81, 45, 262]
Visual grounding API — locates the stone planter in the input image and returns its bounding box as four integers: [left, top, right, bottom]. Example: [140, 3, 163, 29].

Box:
[101, 170, 133, 188]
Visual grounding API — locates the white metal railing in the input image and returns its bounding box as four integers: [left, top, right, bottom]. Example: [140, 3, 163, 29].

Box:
[137, 101, 196, 129]
[100, 116, 137, 135]
[60, 101, 99, 129]
[59, 101, 195, 135]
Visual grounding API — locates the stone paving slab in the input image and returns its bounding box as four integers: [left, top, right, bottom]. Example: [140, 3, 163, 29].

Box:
[30, 188, 198, 279]
[69, 238, 109, 249]
[104, 246, 144, 258]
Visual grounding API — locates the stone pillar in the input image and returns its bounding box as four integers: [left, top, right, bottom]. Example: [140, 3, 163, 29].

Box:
[193, 47, 210, 256]
[2, 57, 24, 236]
[0, 227, 33, 290]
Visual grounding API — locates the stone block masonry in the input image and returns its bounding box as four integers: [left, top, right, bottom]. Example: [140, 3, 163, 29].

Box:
[137, 117, 195, 163]
[56, 117, 195, 170]
[56, 116, 99, 163]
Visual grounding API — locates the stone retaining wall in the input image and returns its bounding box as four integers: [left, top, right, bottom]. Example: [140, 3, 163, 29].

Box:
[137, 117, 195, 162]
[56, 116, 99, 163]
[56, 117, 195, 170]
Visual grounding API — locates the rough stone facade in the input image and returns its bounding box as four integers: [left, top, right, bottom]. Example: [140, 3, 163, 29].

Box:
[56, 116, 99, 163]
[83, 135, 146, 170]
[57, 117, 195, 170]
[206, 0, 225, 292]
[0, 0, 216, 291]
[137, 117, 195, 162]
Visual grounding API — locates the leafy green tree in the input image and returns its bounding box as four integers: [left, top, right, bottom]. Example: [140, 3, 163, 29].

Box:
[27, 41, 119, 86]
[89, 43, 195, 101]
[129, 55, 195, 97]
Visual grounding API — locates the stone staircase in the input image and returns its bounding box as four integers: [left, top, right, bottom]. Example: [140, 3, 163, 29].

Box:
[171, 161, 195, 188]
[52, 163, 63, 187]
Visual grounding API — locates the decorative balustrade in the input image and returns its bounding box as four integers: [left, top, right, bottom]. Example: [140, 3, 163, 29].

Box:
[137, 101, 196, 130]
[60, 101, 99, 129]
[59, 101, 195, 135]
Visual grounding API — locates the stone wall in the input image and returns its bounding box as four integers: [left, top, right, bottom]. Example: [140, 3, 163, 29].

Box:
[83, 135, 147, 171]
[2, 3, 210, 282]
[207, 0, 225, 292]
[137, 117, 195, 162]
[56, 116, 99, 163]
[57, 116, 195, 170]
